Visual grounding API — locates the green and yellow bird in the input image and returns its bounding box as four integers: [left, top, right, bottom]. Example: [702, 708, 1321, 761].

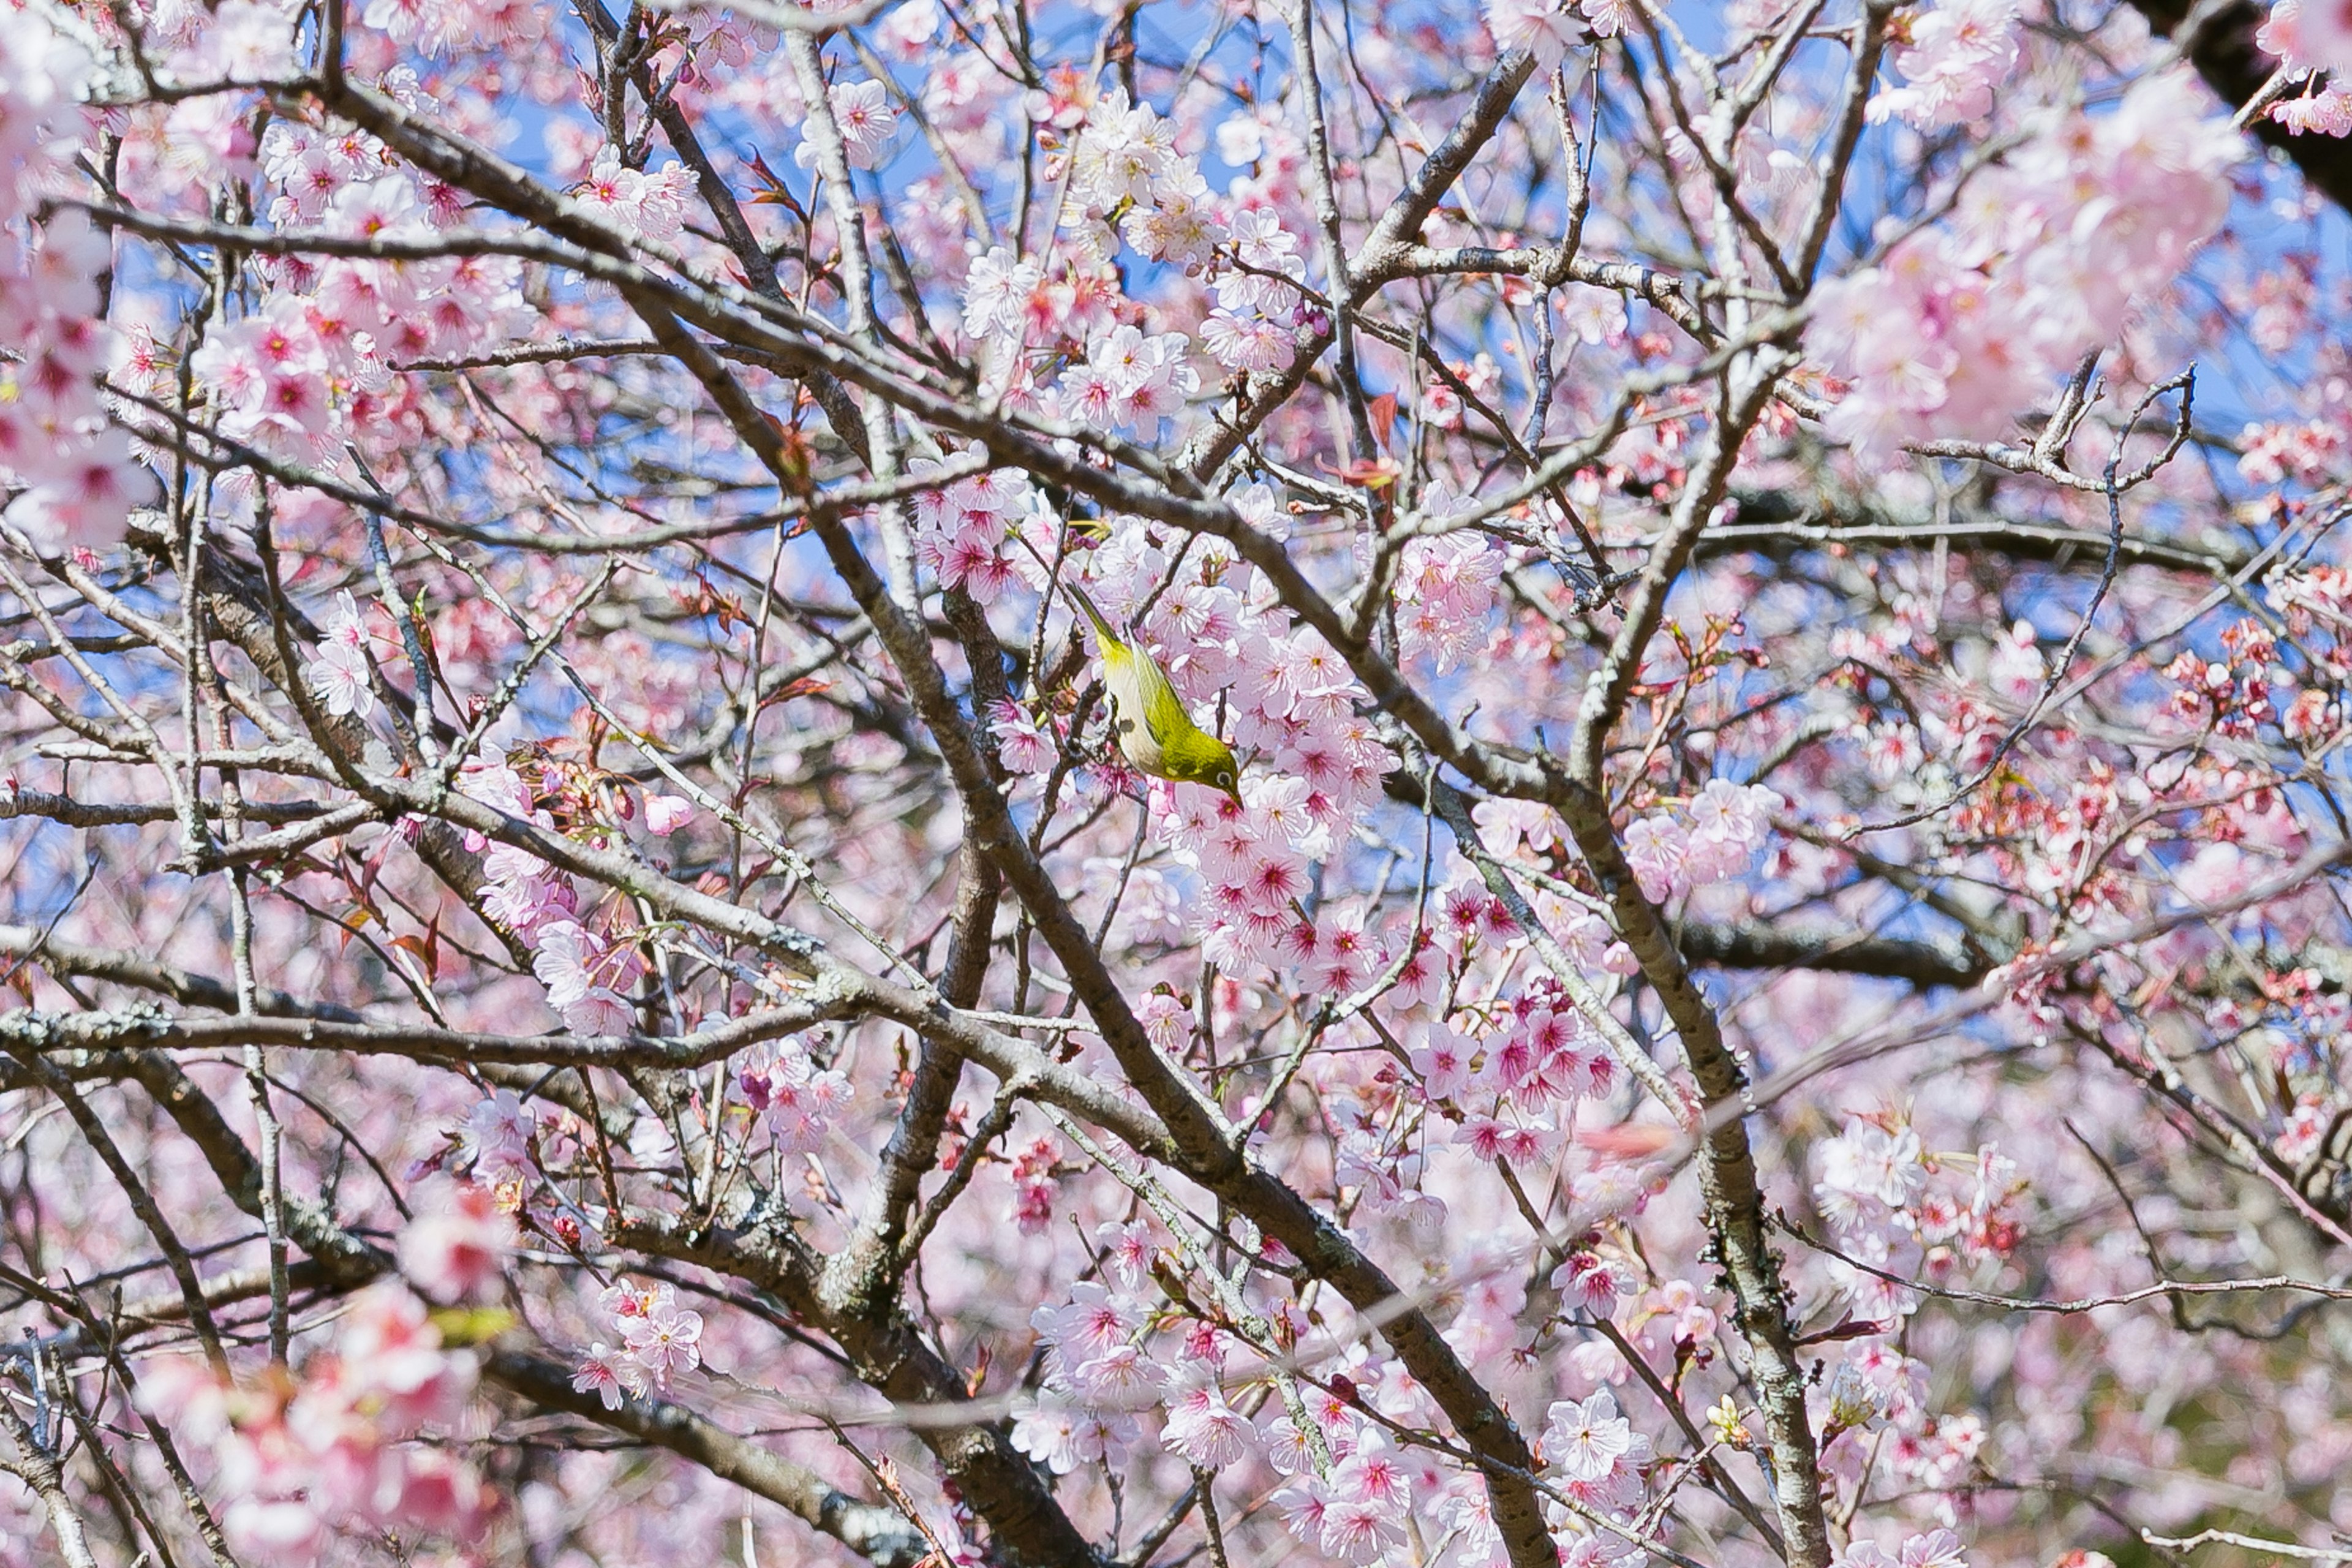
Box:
[1065, 580, 1244, 805]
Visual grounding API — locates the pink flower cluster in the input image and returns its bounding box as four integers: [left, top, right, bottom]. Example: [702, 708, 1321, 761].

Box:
[397, 1177, 517, 1302]
[1841, 1529, 1970, 1568]
[954, 89, 1296, 407]
[1202, 206, 1316, 372]
[1027, 1281, 1166, 1412]
[0, 19, 146, 552]
[1170, 740, 1390, 971]
[1621, 777, 1781, 905]
[1552, 1248, 1637, 1316]
[910, 460, 1047, 606]
[1273, 1427, 1421, 1566]
[464, 754, 648, 1033]
[571, 1280, 706, 1408]
[184, 116, 526, 468]
[1866, 0, 2019, 130]
[360, 0, 548, 58]
[989, 695, 1061, 774]
[1540, 1390, 1653, 1560]
[1051, 323, 1200, 435]
[1068, 86, 1217, 267]
[574, 148, 698, 239]
[151, 0, 301, 83]
[954, 83, 1242, 401]
[1438, 979, 1620, 1163]
[1820, 1344, 1988, 1502]
[2163, 619, 2284, 739]
[1814, 1110, 2024, 1322]
[738, 1035, 854, 1156]
[139, 1281, 493, 1565]
[999, 1132, 1063, 1232]
[2271, 86, 2352, 136]
[531, 916, 645, 1035]
[1014, 1279, 1201, 1472]
[1811, 71, 2239, 462]
[1483, 0, 1591, 68]
[1395, 531, 1503, 674]
[2271, 559, 2352, 638]
[1008, 1259, 1262, 1471]
[1008, 1386, 1139, 1476]
[458, 1087, 540, 1190]
[2242, 417, 2350, 485]
[304, 589, 379, 717]
[2259, 0, 2352, 79]
[1160, 1370, 1255, 1469]
[1800, 1125, 2008, 1513]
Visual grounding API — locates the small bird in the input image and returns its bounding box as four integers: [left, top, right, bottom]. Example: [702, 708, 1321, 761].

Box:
[1065, 579, 1243, 805]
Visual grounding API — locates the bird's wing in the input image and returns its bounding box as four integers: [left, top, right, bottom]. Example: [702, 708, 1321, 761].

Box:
[1127, 640, 1194, 748]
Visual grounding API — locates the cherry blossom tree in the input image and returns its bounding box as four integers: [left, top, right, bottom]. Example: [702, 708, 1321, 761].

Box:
[6, 0, 2352, 1566]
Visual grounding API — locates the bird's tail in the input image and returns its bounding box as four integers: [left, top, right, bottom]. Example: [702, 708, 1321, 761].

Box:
[1064, 579, 1122, 649]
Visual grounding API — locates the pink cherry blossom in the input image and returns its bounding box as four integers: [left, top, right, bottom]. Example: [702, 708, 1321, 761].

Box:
[622, 1297, 704, 1387]
[572, 1342, 635, 1409]
[1486, 0, 1585, 68]
[306, 589, 377, 717]
[1544, 1392, 1635, 1482]
[396, 1177, 515, 1301]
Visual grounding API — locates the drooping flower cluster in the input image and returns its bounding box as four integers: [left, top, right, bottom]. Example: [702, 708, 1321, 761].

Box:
[1811, 70, 2240, 461]
[1011, 1281, 1159, 1471]
[1442, 977, 1621, 1166]
[1283, 1434, 1420, 1564]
